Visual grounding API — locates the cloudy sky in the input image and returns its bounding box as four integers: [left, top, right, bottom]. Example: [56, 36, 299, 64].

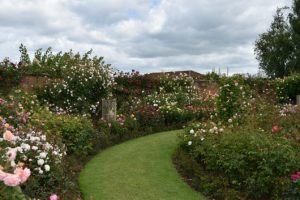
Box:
[0, 0, 293, 74]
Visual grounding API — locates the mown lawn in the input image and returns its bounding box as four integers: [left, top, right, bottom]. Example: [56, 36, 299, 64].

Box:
[79, 130, 205, 200]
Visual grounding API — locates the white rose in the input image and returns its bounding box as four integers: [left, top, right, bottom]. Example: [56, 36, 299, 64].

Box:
[21, 143, 31, 151]
[44, 164, 50, 172]
[10, 161, 16, 167]
[32, 146, 38, 151]
[188, 141, 192, 146]
[37, 159, 45, 166]
[189, 129, 195, 134]
[39, 152, 47, 158]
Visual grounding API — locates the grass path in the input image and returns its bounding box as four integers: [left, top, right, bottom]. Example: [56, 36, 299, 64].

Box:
[79, 130, 205, 200]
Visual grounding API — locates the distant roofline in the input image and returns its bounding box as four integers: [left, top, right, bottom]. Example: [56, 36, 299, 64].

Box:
[145, 70, 203, 75]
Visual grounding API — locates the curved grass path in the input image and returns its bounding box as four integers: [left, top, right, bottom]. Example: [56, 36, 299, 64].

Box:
[79, 130, 205, 200]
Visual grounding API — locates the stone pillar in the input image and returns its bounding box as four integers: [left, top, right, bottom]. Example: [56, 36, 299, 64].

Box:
[297, 95, 300, 105]
[102, 99, 117, 121]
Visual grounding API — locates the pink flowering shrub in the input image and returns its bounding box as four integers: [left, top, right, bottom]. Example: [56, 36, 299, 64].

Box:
[0, 95, 67, 199]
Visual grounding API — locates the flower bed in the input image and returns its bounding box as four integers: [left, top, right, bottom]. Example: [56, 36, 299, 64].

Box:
[175, 76, 300, 199]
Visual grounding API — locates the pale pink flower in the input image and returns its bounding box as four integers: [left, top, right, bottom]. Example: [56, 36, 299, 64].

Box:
[14, 168, 31, 183]
[7, 149, 17, 161]
[3, 130, 14, 141]
[0, 170, 8, 181]
[3, 174, 21, 186]
[50, 194, 59, 200]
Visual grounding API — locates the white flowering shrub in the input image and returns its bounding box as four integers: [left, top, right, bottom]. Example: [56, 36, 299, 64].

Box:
[38, 51, 115, 116]
[180, 121, 226, 150]
[144, 73, 196, 108]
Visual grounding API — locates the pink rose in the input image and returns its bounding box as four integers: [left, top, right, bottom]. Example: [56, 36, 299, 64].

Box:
[3, 130, 14, 141]
[14, 168, 31, 183]
[50, 194, 59, 200]
[291, 174, 299, 181]
[3, 174, 21, 186]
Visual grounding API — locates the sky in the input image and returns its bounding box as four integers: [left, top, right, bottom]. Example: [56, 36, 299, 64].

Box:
[0, 0, 293, 75]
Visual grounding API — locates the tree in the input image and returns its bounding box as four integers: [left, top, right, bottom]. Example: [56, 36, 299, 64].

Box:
[255, 7, 294, 78]
[289, 0, 300, 74]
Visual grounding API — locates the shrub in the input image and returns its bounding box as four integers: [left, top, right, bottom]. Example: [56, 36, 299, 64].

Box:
[133, 105, 165, 132]
[184, 130, 300, 199]
[217, 76, 251, 124]
[0, 96, 66, 200]
[173, 148, 242, 200]
[113, 70, 159, 112]
[36, 49, 115, 116]
[96, 114, 139, 145]
[31, 110, 95, 157]
[276, 74, 300, 104]
[0, 58, 24, 95]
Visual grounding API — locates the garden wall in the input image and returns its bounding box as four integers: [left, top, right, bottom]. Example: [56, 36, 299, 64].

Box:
[194, 80, 219, 95]
[20, 76, 52, 91]
[20, 76, 220, 95]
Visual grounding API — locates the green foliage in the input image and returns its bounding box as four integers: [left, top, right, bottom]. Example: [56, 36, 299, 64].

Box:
[289, 0, 300, 71]
[217, 76, 251, 123]
[133, 105, 165, 133]
[255, 7, 295, 77]
[0, 185, 27, 200]
[255, 2, 300, 77]
[113, 70, 159, 112]
[276, 74, 300, 103]
[19, 43, 31, 67]
[21, 161, 69, 200]
[183, 130, 300, 199]
[96, 114, 139, 144]
[173, 148, 242, 200]
[31, 110, 95, 157]
[0, 58, 24, 95]
[202, 72, 220, 82]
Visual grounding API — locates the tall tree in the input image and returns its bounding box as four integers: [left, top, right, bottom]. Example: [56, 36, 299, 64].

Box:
[289, 0, 300, 74]
[255, 8, 294, 78]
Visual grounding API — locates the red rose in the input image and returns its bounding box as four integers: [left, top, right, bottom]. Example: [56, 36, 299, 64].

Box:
[272, 125, 280, 134]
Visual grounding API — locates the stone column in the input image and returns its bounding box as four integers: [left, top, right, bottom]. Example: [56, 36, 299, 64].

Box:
[102, 99, 117, 121]
[297, 95, 300, 105]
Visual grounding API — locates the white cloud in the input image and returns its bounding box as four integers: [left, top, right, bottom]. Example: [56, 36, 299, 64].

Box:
[0, 0, 293, 74]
